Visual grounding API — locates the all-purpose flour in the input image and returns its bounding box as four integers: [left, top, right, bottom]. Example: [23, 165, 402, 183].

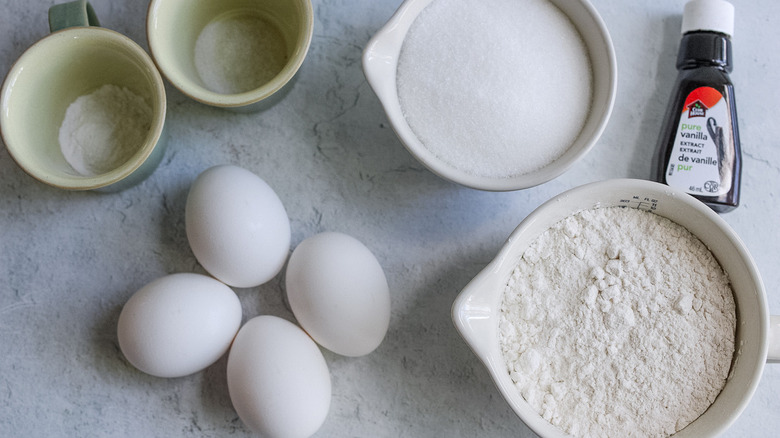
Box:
[499, 207, 736, 437]
[396, 0, 592, 179]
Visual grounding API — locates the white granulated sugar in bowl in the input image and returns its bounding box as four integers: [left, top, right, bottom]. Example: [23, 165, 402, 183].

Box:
[396, 0, 593, 179]
[499, 207, 736, 438]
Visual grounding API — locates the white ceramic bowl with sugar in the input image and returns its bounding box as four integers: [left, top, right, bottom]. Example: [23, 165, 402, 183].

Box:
[452, 178, 779, 437]
[362, 0, 617, 191]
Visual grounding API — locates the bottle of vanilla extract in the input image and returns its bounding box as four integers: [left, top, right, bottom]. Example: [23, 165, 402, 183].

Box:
[654, 0, 741, 213]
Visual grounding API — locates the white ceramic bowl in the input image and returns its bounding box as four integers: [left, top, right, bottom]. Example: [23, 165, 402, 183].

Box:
[452, 179, 779, 437]
[362, 0, 617, 191]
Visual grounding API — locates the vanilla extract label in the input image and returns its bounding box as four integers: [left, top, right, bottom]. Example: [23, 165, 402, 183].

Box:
[665, 86, 731, 196]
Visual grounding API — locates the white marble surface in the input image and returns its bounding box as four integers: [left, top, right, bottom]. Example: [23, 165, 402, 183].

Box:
[1, 0, 778, 436]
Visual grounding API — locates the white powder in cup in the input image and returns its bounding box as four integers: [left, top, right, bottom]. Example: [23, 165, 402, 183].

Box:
[396, 0, 593, 179]
[194, 13, 288, 95]
[58, 84, 153, 177]
[499, 207, 736, 437]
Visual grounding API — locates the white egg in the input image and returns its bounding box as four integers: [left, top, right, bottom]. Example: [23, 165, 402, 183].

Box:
[185, 164, 291, 288]
[285, 232, 391, 357]
[117, 273, 242, 378]
[227, 316, 331, 438]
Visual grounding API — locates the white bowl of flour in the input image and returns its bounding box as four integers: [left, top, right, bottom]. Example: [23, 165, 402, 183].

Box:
[363, 0, 616, 191]
[452, 179, 779, 437]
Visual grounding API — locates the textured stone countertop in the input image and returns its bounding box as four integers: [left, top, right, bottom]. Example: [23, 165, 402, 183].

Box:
[1, 0, 778, 437]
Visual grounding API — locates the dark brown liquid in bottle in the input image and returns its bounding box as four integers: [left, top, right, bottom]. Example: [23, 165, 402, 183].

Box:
[653, 31, 741, 213]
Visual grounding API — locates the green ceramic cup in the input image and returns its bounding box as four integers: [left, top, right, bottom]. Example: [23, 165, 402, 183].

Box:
[147, 0, 313, 112]
[0, 0, 167, 192]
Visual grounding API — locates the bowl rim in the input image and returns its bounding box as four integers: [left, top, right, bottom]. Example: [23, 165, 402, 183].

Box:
[451, 178, 769, 437]
[362, 0, 618, 191]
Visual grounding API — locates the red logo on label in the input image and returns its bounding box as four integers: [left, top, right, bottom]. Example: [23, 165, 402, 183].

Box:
[682, 87, 723, 117]
[687, 99, 708, 118]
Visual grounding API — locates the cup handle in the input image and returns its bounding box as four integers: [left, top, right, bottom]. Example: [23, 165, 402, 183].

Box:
[769, 315, 780, 364]
[48, 0, 100, 32]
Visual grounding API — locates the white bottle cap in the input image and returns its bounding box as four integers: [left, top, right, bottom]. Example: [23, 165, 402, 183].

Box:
[681, 0, 734, 36]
